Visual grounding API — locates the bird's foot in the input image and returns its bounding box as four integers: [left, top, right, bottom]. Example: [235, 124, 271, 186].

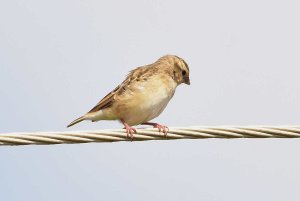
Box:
[124, 126, 136, 139]
[121, 119, 136, 139]
[142, 122, 169, 136]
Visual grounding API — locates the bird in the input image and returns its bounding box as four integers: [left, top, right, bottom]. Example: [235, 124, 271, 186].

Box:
[67, 55, 190, 138]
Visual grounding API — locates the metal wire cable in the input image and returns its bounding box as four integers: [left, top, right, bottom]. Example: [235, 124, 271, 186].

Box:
[1, 125, 300, 146]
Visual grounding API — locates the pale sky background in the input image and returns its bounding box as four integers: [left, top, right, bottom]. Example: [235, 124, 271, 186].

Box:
[1, 0, 300, 200]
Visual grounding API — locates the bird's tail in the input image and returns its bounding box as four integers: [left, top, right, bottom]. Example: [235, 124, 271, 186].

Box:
[67, 116, 85, 128]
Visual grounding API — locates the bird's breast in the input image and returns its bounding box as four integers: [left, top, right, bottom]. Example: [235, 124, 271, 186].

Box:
[115, 76, 177, 125]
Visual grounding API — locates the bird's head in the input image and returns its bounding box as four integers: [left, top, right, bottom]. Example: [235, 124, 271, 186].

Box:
[158, 55, 190, 85]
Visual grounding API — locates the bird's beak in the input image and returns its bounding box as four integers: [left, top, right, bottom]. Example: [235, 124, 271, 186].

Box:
[184, 77, 190, 85]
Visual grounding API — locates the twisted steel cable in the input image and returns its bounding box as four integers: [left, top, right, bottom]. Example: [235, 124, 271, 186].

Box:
[1, 125, 300, 146]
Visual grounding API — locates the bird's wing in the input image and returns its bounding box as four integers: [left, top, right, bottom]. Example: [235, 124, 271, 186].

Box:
[87, 66, 149, 114]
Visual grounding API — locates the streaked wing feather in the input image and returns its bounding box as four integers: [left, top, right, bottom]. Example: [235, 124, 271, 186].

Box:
[87, 89, 116, 113]
[87, 66, 147, 114]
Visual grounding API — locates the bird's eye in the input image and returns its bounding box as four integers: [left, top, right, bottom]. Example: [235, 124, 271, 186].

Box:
[182, 70, 186, 76]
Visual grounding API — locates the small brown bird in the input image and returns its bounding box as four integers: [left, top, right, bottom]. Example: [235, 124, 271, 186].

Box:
[67, 55, 190, 137]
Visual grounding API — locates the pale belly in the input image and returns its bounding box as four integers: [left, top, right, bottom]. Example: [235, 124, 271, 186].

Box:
[115, 79, 177, 126]
[124, 95, 173, 125]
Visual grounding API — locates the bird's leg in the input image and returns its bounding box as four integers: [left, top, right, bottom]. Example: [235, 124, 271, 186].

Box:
[142, 122, 169, 136]
[120, 119, 136, 139]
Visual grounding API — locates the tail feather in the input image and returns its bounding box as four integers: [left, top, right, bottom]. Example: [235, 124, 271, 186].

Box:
[67, 116, 85, 128]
